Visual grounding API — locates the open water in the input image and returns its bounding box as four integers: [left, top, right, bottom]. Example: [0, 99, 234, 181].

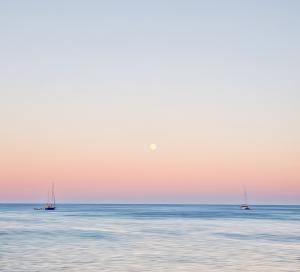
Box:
[0, 204, 299, 271]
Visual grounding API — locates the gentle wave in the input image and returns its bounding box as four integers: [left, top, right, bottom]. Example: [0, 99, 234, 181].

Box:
[0, 204, 299, 272]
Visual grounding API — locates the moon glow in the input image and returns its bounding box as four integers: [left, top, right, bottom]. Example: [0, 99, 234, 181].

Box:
[149, 144, 157, 151]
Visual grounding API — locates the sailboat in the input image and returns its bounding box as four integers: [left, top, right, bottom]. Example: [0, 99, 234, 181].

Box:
[34, 183, 56, 211]
[45, 183, 56, 210]
[240, 186, 251, 210]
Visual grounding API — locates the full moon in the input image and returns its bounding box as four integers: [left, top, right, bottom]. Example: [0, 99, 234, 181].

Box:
[149, 143, 157, 151]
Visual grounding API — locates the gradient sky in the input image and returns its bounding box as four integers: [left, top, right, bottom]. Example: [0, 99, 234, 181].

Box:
[0, 0, 299, 204]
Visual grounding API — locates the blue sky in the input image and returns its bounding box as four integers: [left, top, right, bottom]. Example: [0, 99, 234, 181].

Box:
[0, 1, 299, 203]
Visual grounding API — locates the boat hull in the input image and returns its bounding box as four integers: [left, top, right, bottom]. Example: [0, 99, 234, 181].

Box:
[45, 207, 56, 210]
[240, 204, 250, 210]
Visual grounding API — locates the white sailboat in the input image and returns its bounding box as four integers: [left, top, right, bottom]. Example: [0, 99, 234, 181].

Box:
[240, 186, 251, 210]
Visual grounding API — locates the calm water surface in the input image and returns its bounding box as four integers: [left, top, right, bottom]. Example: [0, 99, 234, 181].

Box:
[0, 204, 299, 272]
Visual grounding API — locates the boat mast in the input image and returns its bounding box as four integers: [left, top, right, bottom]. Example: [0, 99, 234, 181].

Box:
[52, 182, 55, 207]
[47, 188, 50, 207]
[243, 185, 248, 205]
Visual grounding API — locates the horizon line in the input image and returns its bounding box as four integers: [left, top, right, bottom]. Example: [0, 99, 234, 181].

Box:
[0, 202, 299, 206]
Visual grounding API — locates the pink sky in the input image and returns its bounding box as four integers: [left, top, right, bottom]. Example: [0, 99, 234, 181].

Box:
[0, 1, 299, 203]
[1, 135, 299, 203]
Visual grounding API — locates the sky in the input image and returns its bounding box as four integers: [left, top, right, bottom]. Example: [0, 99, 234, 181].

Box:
[0, 0, 299, 204]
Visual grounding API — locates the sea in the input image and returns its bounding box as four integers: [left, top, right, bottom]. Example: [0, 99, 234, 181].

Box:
[0, 204, 299, 272]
